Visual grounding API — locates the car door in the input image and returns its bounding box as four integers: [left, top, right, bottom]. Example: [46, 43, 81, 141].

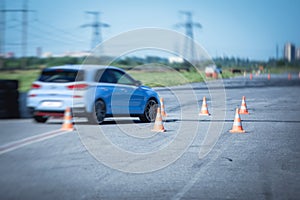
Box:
[108, 69, 145, 115]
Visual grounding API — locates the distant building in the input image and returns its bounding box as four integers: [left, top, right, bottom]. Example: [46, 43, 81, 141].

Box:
[41, 51, 91, 58]
[5, 52, 15, 58]
[168, 56, 184, 63]
[42, 52, 53, 58]
[62, 51, 90, 58]
[296, 48, 300, 61]
[284, 42, 295, 62]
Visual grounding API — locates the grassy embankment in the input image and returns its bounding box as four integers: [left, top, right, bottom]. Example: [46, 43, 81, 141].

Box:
[0, 70, 40, 92]
[0, 69, 235, 92]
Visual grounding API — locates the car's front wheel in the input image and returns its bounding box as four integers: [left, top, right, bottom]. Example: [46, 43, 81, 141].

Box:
[139, 99, 158, 123]
[87, 100, 106, 124]
[33, 115, 48, 123]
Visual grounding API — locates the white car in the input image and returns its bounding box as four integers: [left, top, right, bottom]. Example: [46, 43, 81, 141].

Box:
[27, 65, 160, 124]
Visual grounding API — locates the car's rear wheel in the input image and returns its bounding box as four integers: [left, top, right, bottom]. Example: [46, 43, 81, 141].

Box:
[88, 100, 106, 124]
[139, 99, 158, 123]
[33, 115, 48, 123]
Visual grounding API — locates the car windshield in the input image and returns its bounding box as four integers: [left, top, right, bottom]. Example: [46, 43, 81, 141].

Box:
[38, 69, 84, 83]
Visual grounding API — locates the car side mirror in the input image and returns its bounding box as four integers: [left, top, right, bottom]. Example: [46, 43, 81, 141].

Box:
[135, 80, 142, 86]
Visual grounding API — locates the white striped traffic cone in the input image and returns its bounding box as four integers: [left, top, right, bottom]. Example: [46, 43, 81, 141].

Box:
[239, 96, 249, 114]
[160, 97, 167, 117]
[61, 107, 74, 131]
[199, 96, 210, 116]
[230, 108, 245, 133]
[151, 107, 166, 132]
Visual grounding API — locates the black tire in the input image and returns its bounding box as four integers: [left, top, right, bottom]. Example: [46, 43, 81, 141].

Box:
[33, 115, 48, 123]
[139, 99, 158, 123]
[87, 100, 106, 124]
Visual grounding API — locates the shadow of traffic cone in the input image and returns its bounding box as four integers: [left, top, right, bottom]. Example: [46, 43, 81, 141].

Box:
[61, 107, 74, 131]
[199, 96, 210, 116]
[239, 96, 249, 114]
[151, 107, 166, 132]
[230, 108, 245, 133]
[160, 97, 167, 117]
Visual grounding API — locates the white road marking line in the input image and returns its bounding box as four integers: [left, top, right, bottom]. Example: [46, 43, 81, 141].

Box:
[0, 129, 72, 155]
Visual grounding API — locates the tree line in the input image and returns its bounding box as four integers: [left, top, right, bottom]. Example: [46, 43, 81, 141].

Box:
[0, 56, 299, 72]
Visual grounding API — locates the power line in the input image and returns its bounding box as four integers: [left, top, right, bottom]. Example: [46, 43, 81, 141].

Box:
[35, 19, 86, 42]
[5, 17, 88, 55]
[81, 11, 109, 50]
[0, 0, 35, 59]
[28, 22, 86, 44]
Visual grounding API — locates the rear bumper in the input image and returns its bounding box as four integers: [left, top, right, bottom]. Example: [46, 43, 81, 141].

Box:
[28, 107, 86, 118]
[34, 110, 65, 117]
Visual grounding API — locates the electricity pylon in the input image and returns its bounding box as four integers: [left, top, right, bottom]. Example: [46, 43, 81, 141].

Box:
[176, 11, 201, 62]
[81, 11, 109, 51]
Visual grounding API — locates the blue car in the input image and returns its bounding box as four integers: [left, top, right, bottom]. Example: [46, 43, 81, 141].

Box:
[27, 65, 160, 124]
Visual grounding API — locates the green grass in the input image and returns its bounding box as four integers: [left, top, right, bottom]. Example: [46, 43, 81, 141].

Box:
[220, 70, 236, 78]
[0, 70, 40, 92]
[267, 66, 300, 74]
[128, 70, 205, 87]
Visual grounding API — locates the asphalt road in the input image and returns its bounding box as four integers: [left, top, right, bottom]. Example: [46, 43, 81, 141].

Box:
[0, 74, 300, 200]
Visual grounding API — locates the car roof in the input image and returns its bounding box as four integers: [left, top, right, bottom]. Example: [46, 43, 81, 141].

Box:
[46, 65, 122, 71]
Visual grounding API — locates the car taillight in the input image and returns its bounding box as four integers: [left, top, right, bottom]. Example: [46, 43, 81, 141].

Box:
[67, 83, 89, 90]
[31, 83, 41, 89]
[73, 95, 83, 98]
[29, 94, 37, 97]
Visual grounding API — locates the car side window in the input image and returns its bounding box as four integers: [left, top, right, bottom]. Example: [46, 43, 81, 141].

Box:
[97, 69, 117, 83]
[111, 70, 136, 85]
[96, 69, 136, 85]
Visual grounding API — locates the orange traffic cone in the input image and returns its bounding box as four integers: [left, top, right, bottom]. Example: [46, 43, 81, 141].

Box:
[249, 73, 253, 80]
[288, 73, 292, 80]
[160, 97, 167, 117]
[239, 96, 249, 114]
[61, 107, 74, 131]
[199, 96, 210, 116]
[267, 73, 271, 80]
[230, 108, 245, 133]
[151, 107, 166, 132]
